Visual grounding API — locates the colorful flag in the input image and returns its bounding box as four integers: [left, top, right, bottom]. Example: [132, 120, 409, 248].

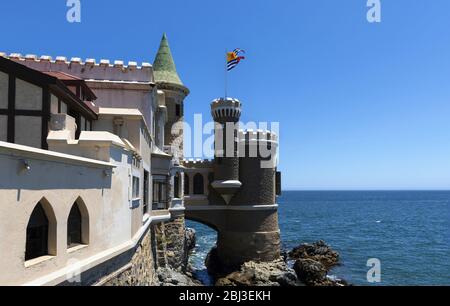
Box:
[227, 49, 245, 71]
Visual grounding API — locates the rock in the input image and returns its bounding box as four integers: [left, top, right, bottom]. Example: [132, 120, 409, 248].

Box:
[293, 259, 327, 286]
[185, 228, 197, 252]
[289, 240, 339, 269]
[289, 240, 349, 286]
[205, 246, 228, 276]
[215, 259, 302, 287]
[157, 267, 203, 286]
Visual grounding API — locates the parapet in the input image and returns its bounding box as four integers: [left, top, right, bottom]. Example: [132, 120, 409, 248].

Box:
[183, 158, 213, 169]
[238, 129, 279, 145]
[1, 52, 153, 84]
[211, 97, 242, 123]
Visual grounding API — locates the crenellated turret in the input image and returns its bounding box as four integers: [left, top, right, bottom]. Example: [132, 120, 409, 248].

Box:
[210, 98, 242, 204]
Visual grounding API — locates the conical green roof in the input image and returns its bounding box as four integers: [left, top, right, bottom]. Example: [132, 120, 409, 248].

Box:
[153, 33, 184, 86]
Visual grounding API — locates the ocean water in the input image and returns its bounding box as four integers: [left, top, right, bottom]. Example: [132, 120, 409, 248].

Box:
[187, 191, 450, 286]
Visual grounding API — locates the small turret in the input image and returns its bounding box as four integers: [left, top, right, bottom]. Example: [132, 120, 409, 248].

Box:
[210, 98, 242, 204]
[211, 97, 242, 124]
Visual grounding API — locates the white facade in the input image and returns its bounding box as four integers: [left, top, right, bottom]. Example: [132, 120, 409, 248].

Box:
[0, 53, 182, 285]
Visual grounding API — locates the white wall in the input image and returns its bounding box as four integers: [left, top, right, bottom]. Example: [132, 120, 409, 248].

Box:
[0, 142, 135, 285]
[0, 115, 7, 142]
[15, 116, 41, 148]
[15, 78, 42, 111]
[0, 71, 8, 109]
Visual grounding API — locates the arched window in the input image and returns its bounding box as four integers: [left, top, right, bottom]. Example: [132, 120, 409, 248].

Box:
[26, 203, 49, 261]
[67, 203, 82, 248]
[184, 174, 190, 195]
[193, 173, 204, 195]
[67, 199, 89, 248]
[174, 173, 180, 199]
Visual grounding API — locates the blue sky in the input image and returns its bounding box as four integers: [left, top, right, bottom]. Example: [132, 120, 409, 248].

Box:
[1, 0, 450, 190]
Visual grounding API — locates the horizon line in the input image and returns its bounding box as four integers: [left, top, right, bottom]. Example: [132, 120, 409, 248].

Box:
[282, 189, 450, 192]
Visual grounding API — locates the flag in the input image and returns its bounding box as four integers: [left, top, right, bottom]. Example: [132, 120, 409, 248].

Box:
[227, 49, 245, 71]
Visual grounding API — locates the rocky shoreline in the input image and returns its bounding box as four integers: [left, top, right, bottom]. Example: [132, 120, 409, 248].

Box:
[158, 227, 349, 287]
[205, 239, 349, 286]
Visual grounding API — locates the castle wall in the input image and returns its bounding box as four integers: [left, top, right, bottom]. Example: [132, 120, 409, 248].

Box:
[87, 224, 158, 286]
[232, 156, 276, 205]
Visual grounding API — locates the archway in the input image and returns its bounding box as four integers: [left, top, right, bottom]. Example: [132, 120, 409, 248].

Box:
[185, 218, 218, 285]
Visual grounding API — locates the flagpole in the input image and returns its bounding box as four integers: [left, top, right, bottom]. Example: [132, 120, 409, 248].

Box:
[224, 49, 228, 99]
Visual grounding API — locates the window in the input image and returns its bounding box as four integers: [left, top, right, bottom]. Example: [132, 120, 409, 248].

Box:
[143, 171, 149, 214]
[276, 171, 282, 196]
[175, 104, 181, 117]
[67, 203, 82, 248]
[132, 176, 140, 199]
[60, 101, 67, 114]
[184, 174, 190, 195]
[80, 116, 86, 132]
[174, 173, 180, 199]
[25, 203, 49, 261]
[193, 173, 204, 195]
[153, 180, 168, 210]
[50, 95, 58, 114]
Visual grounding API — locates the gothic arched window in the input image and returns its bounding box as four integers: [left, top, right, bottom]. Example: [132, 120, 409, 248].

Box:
[67, 203, 83, 248]
[193, 173, 204, 195]
[26, 203, 49, 261]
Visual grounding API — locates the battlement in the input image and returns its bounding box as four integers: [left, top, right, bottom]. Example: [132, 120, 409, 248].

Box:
[0, 52, 153, 83]
[211, 98, 242, 123]
[183, 158, 213, 169]
[238, 129, 279, 145]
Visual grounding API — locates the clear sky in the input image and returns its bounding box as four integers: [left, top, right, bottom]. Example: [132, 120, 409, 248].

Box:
[1, 0, 449, 190]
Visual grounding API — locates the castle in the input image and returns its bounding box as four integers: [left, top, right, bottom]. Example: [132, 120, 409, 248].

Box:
[0, 34, 281, 285]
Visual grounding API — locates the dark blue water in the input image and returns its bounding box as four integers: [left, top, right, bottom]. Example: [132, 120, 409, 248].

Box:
[187, 191, 450, 286]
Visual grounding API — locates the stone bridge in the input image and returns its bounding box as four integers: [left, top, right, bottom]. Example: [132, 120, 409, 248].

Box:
[184, 203, 281, 269]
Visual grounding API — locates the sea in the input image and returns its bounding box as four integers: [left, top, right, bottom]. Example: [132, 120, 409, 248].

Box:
[186, 191, 450, 286]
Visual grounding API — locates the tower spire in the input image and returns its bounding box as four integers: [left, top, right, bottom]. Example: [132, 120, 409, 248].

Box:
[153, 33, 185, 87]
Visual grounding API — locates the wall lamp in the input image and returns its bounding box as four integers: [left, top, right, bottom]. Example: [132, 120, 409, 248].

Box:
[21, 160, 31, 172]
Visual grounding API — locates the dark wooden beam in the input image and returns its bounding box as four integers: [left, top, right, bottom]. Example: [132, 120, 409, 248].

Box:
[7, 74, 15, 143]
[41, 86, 50, 150]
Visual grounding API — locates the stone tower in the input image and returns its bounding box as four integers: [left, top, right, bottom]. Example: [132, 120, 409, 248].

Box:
[153, 33, 189, 158]
[204, 97, 281, 269]
[210, 98, 243, 204]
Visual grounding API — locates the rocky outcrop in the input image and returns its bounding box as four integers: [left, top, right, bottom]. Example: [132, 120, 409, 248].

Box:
[204, 240, 348, 287]
[206, 246, 301, 286]
[185, 228, 196, 252]
[157, 267, 203, 286]
[215, 259, 301, 286]
[289, 240, 348, 286]
[289, 240, 339, 269]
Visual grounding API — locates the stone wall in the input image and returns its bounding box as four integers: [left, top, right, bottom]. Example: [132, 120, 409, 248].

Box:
[89, 225, 158, 286]
[57, 224, 158, 286]
[58, 214, 192, 286]
[152, 215, 189, 272]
